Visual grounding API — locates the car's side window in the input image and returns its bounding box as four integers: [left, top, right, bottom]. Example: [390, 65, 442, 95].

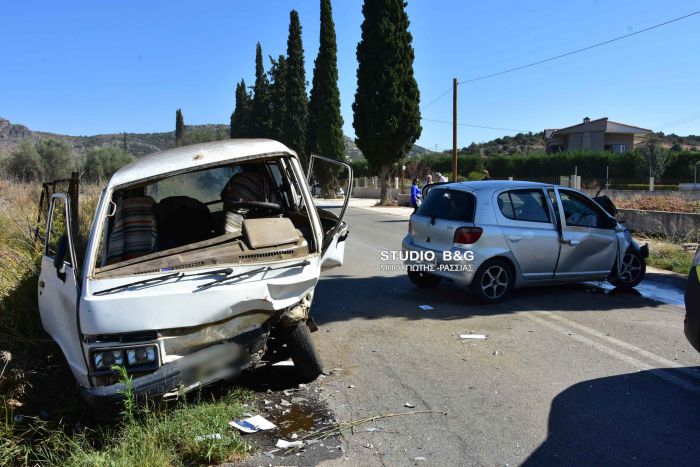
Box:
[559, 190, 606, 228]
[497, 189, 551, 223]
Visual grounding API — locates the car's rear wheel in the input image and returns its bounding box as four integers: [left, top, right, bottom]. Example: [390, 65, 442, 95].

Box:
[609, 250, 646, 288]
[286, 321, 323, 381]
[472, 258, 514, 304]
[407, 268, 442, 288]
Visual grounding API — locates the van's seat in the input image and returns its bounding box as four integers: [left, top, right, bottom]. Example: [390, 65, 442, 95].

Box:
[105, 196, 158, 264]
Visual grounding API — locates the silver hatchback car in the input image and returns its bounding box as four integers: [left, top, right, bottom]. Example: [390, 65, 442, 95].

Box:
[402, 181, 648, 303]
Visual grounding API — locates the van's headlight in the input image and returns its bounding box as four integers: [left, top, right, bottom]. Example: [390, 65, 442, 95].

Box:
[126, 346, 157, 367]
[93, 350, 123, 370]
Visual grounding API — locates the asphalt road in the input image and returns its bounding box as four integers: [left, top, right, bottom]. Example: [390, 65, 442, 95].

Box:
[308, 204, 700, 466]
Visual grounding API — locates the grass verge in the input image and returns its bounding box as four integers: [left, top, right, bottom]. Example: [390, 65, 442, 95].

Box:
[640, 236, 696, 275]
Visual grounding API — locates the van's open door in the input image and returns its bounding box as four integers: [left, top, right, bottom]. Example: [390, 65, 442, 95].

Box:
[306, 154, 352, 270]
[37, 194, 86, 383]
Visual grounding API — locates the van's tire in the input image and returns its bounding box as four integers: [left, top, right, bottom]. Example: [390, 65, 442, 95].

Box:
[407, 269, 442, 288]
[472, 258, 514, 304]
[609, 250, 646, 288]
[286, 322, 323, 381]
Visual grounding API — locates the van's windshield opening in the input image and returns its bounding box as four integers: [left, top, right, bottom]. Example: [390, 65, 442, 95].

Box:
[93, 157, 314, 277]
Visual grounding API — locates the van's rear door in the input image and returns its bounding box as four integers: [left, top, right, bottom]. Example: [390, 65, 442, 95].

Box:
[306, 154, 352, 270]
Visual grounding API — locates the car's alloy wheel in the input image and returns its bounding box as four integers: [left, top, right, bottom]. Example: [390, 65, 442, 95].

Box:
[480, 264, 509, 300]
[619, 252, 643, 283]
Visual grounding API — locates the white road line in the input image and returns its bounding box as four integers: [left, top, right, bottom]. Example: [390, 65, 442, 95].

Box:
[539, 311, 700, 383]
[521, 312, 700, 396]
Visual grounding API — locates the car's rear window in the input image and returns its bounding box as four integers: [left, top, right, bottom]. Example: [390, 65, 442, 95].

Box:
[416, 188, 475, 221]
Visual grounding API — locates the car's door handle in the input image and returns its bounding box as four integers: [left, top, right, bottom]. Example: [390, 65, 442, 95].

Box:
[508, 235, 522, 242]
[564, 239, 581, 246]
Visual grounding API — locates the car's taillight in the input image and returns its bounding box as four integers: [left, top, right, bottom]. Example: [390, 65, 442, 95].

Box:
[454, 227, 483, 244]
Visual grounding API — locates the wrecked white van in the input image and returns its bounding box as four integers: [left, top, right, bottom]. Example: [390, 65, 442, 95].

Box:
[37, 139, 350, 404]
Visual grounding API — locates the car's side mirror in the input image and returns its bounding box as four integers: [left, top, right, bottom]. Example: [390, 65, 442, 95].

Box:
[53, 234, 68, 281]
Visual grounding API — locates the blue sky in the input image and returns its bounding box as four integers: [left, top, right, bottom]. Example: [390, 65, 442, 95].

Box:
[1, 1, 698, 150]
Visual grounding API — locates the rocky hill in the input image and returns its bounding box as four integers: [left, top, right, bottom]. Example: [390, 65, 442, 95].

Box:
[0, 117, 429, 161]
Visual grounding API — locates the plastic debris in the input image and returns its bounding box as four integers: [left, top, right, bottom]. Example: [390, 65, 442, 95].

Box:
[460, 334, 487, 340]
[291, 433, 299, 440]
[276, 439, 304, 449]
[418, 305, 434, 310]
[364, 443, 374, 449]
[415, 456, 427, 461]
[195, 433, 222, 442]
[229, 415, 277, 434]
[365, 427, 380, 432]
[272, 360, 294, 367]
[404, 402, 416, 408]
[348, 384, 356, 388]
[280, 399, 292, 407]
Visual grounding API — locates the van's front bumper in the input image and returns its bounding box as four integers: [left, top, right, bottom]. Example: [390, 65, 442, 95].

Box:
[81, 341, 247, 406]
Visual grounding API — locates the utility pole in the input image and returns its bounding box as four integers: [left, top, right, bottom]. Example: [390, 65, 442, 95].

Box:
[452, 78, 458, 182]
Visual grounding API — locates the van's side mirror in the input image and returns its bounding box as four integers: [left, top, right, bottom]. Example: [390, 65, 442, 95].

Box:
[54, 235, 68, 281]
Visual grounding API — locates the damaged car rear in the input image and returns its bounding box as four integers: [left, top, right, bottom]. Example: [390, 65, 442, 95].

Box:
[37, 139, 351, 405]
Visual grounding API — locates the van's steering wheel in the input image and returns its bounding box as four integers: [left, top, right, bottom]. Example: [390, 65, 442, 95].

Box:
[228, 200, 283, 214]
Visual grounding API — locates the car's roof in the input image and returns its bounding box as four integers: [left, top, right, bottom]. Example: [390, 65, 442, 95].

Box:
[432, 180, 551, 192]
[108, 139, 297, 188]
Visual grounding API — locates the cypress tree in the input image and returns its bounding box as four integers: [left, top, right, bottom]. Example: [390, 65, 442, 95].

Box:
[353, 0, 421, 204]
[284, 10, 309, 164]
[175, 108, 185, 146]
[269, 55, 288, 142]
[251, 43, 272, 137]
[308, 0, 345, 196]
[231, 79, 252, 138]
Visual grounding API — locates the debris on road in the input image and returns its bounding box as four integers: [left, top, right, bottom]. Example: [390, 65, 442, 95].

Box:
[194, 433, 222, 442]
[404, 402, 416, 408]
[415, 456, 427, 461]
[229, 415, 277, 434]
[418, 305, 434, 310]
[460, 334, 487, 340]
[348, 384, 356, 388]
[276, 439, 304, 449]
[272, 360, 295, 367]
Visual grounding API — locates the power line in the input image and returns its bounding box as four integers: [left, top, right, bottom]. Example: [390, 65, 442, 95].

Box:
[457, 10, 700, 85]
[655, 112, 700, 130]
[421, 118, 527, 133]
[421, 86, 452, 110]
[419, 11, 699, 116]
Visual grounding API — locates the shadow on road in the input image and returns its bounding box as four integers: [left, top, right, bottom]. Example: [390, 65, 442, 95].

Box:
[312, 272, 679, 325]
[524, 368, 700, 466]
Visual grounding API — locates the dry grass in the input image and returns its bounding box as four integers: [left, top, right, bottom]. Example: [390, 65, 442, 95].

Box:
[0, 178, 252, 465]
[612, 194, 700, 214]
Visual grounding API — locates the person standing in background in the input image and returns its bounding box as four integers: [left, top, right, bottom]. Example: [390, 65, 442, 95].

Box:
[410, 178, 422, 212]
[436, 172, 448, 183]
[425, 174, 433, 186]
[482, 170, 491, 180]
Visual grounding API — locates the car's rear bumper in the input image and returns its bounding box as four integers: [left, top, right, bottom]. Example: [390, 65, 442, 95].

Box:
[81, 341, 247, 407]
[685, 265, 700, 352]
[401, 236, 480, 285]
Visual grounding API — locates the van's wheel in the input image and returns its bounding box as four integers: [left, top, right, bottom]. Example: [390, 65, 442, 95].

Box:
[286, 322, 323, 381]
[407, 269, 442, 288]
[609, 251, 646, 288]
[472, 258, 514, 304]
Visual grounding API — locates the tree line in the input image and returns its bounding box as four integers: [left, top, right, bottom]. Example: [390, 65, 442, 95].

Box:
[0, 139, 134, 182]
[349, 144, 700, 184]
[181, 0, 422, 202]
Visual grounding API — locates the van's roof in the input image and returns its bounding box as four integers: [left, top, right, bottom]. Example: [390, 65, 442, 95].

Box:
[108, 139, 297, 188]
